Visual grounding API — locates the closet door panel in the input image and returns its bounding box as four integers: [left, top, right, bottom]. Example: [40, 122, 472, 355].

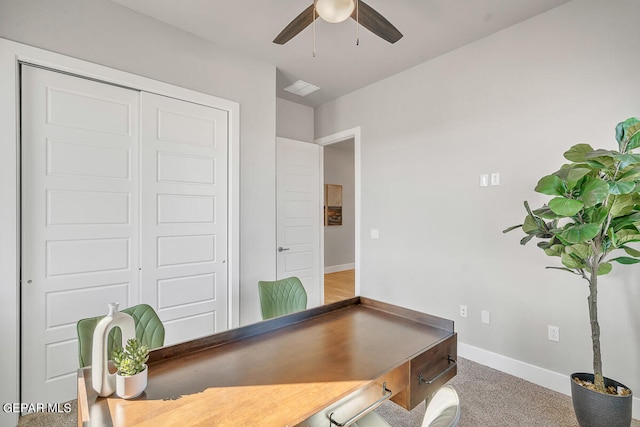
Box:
[141, 92, 229, 345]
[21, 65, 140, 404]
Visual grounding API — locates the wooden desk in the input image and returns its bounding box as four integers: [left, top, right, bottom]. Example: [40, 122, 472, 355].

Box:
[78, 297, 457, 426]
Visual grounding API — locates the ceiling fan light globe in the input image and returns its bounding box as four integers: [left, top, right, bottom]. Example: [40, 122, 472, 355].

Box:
[315, 0, 355, 23]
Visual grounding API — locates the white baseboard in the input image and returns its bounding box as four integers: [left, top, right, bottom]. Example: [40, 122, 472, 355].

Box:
[458, 342, 640, 420]
[324, 263, 355, 274]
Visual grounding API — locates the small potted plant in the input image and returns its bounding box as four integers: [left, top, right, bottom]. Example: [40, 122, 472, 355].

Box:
[504, 117, 638, 426]
[112, 338, 150, 399]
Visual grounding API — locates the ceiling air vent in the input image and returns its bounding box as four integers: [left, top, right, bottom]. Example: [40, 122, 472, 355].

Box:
[283, 80, 320, 97]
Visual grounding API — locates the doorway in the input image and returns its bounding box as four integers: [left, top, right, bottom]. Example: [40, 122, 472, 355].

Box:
[317, 128, 361, 303]
[322, 139, 355, 303]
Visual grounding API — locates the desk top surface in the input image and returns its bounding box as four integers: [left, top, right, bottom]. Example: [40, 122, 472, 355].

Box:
[79, 297, 454, 427]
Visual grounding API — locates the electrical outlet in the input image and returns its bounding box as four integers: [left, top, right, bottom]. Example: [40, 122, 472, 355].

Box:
[490, 172, 500, 186]
[459, 305, 467, 318]
[548, 325, 560, 342]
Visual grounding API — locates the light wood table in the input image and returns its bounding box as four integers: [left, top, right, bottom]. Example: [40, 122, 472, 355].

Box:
[78, 297, 457, 426]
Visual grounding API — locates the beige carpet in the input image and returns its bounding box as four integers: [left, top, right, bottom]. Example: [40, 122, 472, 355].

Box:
[377, 358, 640, 427]
[18, 358, 639, 427]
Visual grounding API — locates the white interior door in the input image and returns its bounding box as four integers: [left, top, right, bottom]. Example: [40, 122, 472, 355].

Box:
[141, 92, 228, 345]
[276, 138, 321, 307]
[21, 65, 140, 403]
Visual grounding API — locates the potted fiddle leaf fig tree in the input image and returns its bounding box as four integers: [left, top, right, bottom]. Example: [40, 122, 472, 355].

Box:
[504, 117, 639, 427]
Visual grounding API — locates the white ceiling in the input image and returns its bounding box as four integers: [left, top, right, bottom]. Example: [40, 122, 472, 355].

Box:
[110, 0, 571, 107]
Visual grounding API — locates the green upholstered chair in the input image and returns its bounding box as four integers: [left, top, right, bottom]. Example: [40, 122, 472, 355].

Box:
[77, 303, 165, 368]
[258, 276, 308, 320]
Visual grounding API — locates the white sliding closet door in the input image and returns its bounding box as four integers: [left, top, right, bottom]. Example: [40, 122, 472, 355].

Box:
[21, 67, 230, 404]
[21, 65, 141, 403]
[140, 93, 228, 345]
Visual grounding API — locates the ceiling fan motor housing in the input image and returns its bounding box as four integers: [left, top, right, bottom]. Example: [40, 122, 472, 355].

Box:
[315, 0, 355, 23]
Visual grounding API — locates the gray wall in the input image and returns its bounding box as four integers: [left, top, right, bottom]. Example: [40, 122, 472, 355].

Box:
[316, 0, 640, 397]
[0, 0, 276, 326]
[276, 97, 314, 142]
[324, 140, 355, 269]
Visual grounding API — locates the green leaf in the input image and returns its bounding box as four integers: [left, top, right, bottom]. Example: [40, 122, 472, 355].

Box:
[564, 144, 594, 162]
[520, 234, 535, 245]
[552, 165, 571, 181]
[613, 153, 640, 170]
[549, 197, 584, 216]
[616, 117, 640, 150]
[585, 160, 607, 169]
[584, 150, 617, 169]
[535, 175, 565, 196]
[618, 166, 640, 181]
[566, 167, 592, 190]
[584, 206, 608, 224]
[585, 149, 618, 159]
[544, 244, 565, 257]
[608, 180, 636, 195]
[597, 262, 613, 275]
[579, 177, 609, 208]
[502, 224, 523, 233]
[522, 215, 541, 234]
[610, 256, 640, 264]
[610, 212, 640, 231]
[533, 205, 561, 219]
[559, 223, 600, 243]
[627, 122, 640, 150]
[609, 194, 634, 217]
[566, 243, 590, 259]
[616, 119, 628, 144]
[614, 229, 640, 245]
[561, 251, 584, 269]
[622, 245, 640, 257]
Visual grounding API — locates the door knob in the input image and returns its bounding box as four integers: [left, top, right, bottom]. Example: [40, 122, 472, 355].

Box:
[278, 247, 290, 252]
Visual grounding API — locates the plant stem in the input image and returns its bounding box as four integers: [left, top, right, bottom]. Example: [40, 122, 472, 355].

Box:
[588, 260, 605, 392]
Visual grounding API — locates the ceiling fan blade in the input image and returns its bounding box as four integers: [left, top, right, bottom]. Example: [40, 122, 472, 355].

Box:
[273, 4, 318, 45]
[352, 1, 403, 44]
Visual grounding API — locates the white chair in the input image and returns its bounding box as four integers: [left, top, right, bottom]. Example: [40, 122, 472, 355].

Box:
[353, 385, 460, 427]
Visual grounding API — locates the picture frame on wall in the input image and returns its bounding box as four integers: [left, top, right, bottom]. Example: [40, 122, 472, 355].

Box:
[325, 184, 342, 226]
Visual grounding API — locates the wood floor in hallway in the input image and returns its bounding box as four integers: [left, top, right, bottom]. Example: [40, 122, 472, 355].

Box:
[324, 269, 355, 304]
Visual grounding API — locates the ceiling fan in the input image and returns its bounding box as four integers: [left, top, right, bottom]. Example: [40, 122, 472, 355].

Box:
[273, 0, 403, 45]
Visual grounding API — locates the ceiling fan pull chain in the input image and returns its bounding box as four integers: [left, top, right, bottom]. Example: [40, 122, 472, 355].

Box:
[312, 0, 317, 57]
[356, 0, 360, 46]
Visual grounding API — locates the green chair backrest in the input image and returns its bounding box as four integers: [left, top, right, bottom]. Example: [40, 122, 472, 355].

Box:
[258, 276, 308, 320]
[76, 303, 165, 368]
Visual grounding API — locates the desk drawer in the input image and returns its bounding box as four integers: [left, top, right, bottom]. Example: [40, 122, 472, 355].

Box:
[406, 333, 457, 410]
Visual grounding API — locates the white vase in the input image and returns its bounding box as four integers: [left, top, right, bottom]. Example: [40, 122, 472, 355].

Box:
[116, 365, 148, 399]
[91, 302, 135, 397]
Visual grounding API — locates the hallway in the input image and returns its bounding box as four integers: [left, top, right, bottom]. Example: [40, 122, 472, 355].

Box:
[324, 269, 355, 304]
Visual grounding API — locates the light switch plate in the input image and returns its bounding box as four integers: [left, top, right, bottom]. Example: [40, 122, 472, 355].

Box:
[481, 310, 491, 324]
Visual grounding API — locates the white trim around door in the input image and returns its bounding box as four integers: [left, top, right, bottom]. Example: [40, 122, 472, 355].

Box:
[0, 38, 240, 424]
[315, 127, 362, 298]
